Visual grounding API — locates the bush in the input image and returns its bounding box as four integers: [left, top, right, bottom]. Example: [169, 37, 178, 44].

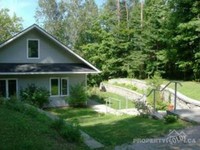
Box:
[147, 72, 163, 90]
[0, 97, 5, 105]
[51, 119, 81, 142]
[67, 83, 87, 107]
[20, 84, 49, 108]
[135, 100, 149, 115]
[147, 96, 169, 111]
[164, 115, 178, 124]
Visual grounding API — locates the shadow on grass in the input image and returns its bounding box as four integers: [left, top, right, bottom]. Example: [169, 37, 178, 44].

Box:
[48, 107, 99, 120]
[89, 94, 106, 104]
[48, 107, 191, 147]
[81, 116, 189, 147]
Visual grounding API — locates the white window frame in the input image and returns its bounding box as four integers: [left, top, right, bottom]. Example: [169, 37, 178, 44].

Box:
[61, 78, 69, 96]
[49, 78, 69, 97]
[27, 39, 40, 59]
[0, 78, 18, 98]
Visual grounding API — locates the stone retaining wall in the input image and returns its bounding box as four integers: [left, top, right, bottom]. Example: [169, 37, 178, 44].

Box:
[107, 78, 200, 109]
[108, 78, 148, 90]
[160, 86, 200, 109]
[100, 82, 144, 101]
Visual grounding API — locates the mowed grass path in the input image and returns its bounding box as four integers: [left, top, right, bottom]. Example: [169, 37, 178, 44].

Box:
[0, 104, 86, 150]
[163, 81, 200, 100]
[49, 107, 192, 148]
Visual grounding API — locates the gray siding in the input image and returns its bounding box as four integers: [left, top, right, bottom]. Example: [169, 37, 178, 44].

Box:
[16, 74, 86, 92]
[0, 29, 81, 63]
[0, 74, 86, 107]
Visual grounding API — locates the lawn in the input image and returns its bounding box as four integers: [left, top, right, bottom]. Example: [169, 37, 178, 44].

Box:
[0, 103, 86, 150]
[163, 80, 200, 100]
[49, 107, 193, 149]
[108, 78, 200, 101]
[88, 88, 135, 109]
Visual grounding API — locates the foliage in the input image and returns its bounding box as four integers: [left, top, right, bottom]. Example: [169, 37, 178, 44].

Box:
[67, 83, 88, 107]
[35, 0, 200, 83]
[35, 0, 98, 49]
[134, 100, 149, 115]
[164, 115, 178, 124]
[0, 8, 23, 43]
[51, 119, 81, 142]
[114, 82, 138, 91]
[146, 72, 168, 110]
[0, 97, 6, 105]
[148, 72, 163, 90]
[148, 98, 169, 111]
[20, 84, 49, 108]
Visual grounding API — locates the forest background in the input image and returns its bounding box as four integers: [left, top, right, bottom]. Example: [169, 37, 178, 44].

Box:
[0, 0, 200, 85]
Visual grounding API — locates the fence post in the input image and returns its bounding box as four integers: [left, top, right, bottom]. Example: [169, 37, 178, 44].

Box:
[109, 97, 111, 108]
[126, 97, 128, 109]
[174, 82, 177, 111]
[153, 89, 156, 112]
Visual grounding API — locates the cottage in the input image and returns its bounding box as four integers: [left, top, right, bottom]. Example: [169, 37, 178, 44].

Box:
[0, 24, 100, 107]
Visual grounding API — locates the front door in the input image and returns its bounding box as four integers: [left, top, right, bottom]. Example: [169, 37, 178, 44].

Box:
[0, 79, 17, 98]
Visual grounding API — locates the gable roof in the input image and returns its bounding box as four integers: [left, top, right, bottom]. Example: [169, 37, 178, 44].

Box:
[0, 24, 100, 74]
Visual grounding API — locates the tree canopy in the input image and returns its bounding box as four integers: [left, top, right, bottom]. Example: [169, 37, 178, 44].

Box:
[35, 0, 199, 84]
[0, 8, 23, 43]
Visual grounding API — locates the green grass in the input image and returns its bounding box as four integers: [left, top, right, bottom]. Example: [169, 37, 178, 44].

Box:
[163, 80, 200, 100]
[109, 78, 200, 101]
[49, 107, 193, 149]
[88, 88, 135, 109]
[110, 82, 145, 94]
[113, 82, 138, 91]
[0, 102, 86, 150]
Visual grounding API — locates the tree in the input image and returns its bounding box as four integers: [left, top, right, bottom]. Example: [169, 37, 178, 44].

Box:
[0, 9, 22, 43]
[35, 0, 98, 51]
[167, 0, 200, 80]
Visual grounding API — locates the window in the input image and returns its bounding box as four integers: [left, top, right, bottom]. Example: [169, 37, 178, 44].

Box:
[51, 78, 59, 96]
[61, 78, 68, 95]
[27, 39, 39, 58]
[0, 79, 17, 98]
[50, 78, 68, 96]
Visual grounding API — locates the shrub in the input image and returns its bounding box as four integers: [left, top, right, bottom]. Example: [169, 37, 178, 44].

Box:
[51, 119, 81, 142]
[164, 115, 178, 124]
[5, 99, 26, 112]
[147, 96, 169, 111]
[0, 97, 5, 105]
[20, 84, 49, 108]
[135, 100, 149, 114]
[67, 83, 87, 107]
[147, 72, 163, 90]
[51, 118, 65, 131]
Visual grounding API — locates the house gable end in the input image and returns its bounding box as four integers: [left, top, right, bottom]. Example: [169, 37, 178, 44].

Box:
[0, 24, 100, 73]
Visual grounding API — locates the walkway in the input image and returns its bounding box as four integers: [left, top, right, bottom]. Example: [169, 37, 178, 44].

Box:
[169, 108, 200, 124]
